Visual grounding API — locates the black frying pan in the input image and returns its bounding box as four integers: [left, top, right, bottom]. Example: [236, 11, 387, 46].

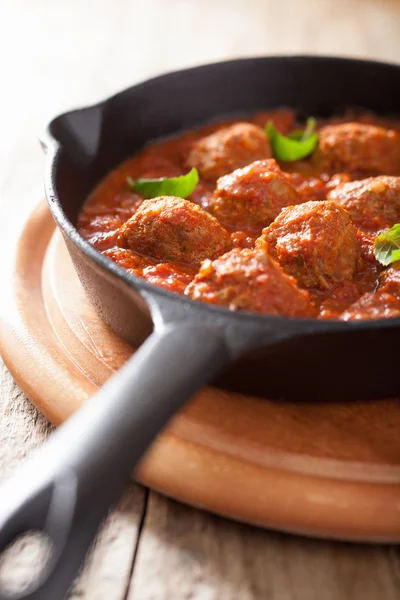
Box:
[1, 56, 400, 600]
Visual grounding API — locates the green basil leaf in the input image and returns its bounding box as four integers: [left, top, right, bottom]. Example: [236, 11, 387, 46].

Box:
[288, 117, 317, 141]
[266, 118, 319, 162]
[287, 130, 304, 142]
[127, 168, 199, 199]
[374, 224, 400, 266]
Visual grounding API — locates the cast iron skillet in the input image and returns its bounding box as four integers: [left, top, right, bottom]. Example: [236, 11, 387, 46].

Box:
[1, 56, 400, 600]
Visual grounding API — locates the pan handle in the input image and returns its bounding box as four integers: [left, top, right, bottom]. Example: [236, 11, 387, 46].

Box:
[41, 104, 103, 168]
[0, 323, 228, 600]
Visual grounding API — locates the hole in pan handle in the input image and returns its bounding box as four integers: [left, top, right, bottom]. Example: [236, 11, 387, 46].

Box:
[0, 323, 229, 600]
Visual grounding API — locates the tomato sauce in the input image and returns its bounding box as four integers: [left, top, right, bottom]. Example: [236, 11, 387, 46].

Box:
[78, 110, 400, 320]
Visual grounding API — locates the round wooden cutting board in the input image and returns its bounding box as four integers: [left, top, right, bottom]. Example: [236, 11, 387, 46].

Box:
[1, 202, 400, 542]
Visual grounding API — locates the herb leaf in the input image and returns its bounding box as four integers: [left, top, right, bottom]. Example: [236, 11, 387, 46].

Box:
[127, 168, 199, 199]
[374, 224, 400, 266]
[266, 118, 319, 162]
[288, 117, 317, 142]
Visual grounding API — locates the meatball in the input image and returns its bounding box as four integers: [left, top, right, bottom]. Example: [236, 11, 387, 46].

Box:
[257, 201, 360, 290]
[378, 262, 400, 299]
[187, 123, 272, 181]
[340, 291, 400, 321]
[185, 248, 311, 317]
[313, 123, 400, 174]
[117, 196, 231, 264]
[327, 176, 400, 232]
[209, 159, 303, 232]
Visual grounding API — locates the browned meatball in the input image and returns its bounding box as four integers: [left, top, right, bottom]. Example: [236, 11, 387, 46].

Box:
[117, 196, 231, 264]
[187, 123, 272, 181]
[378, 262, 400, 299]
[185, 248, 311, 317]
[257, 201, 360, 290]
[313, 123, 400, 174]
[208, 159, 303, 232]
[327, 176, 400, 232]
[340, 291, 400, 320]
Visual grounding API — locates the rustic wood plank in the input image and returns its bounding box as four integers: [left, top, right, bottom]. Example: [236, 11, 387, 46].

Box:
[68, 486, 147, 600]
[0, 360, 53, 476]
[129, 493, 400, 600]
[0, 360, 147, 600]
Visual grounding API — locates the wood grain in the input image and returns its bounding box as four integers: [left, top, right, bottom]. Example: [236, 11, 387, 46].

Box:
[0, 360, 147, 598]
[68, 486, 147, 600]
[1, 0, 400, 598]
[129, 494, 400, 600]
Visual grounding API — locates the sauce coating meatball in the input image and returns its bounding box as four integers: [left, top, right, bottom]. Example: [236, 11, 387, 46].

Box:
[378, 262, 400, 299]
[142, 262, 197, 294]
[79, 214, 124, 250]
[185, 248, 311, 316]
[187, 123, 271, 181]
[257, 201, 360, 290]
[103, 247, 152, 275]
[340, 291, 400, 320]
[118, 196, 231, 264]
[314, 123, 400, 174]
[327, 176, 400, 232]
[208, 159, 302, 232]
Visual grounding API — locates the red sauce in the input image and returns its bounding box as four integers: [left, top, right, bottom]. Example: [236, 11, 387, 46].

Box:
[78, 110, 400, 320]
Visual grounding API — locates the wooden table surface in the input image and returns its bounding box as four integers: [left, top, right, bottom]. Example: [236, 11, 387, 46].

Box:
[1, 1, 400, 598]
